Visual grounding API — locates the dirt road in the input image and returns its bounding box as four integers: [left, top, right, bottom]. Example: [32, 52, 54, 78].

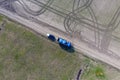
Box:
[0, 7, 120, 70]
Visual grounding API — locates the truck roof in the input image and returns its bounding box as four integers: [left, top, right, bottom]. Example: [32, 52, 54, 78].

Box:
[57, 38, 71, 48]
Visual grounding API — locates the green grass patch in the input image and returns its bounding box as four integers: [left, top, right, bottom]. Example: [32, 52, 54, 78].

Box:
[81, 62, 108, 80]
[95, 66, 105, 78]
[0, 18, 82, 80]
[0, 15, 3, 21]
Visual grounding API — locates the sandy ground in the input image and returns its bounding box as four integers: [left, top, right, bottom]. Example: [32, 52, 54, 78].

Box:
[0, 0, 120, 73]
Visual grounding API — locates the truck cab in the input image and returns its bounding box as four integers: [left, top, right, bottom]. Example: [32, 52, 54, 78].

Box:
[47, 34, 56, 41]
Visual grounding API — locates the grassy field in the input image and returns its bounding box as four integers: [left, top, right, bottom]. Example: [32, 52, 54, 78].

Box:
[0, 14, 119, 80]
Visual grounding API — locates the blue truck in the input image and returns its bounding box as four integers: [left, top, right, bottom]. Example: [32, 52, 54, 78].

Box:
[47, 34, 72, 48]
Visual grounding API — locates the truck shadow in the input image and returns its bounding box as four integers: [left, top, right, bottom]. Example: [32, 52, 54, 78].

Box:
[59, 44, 75, 53]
